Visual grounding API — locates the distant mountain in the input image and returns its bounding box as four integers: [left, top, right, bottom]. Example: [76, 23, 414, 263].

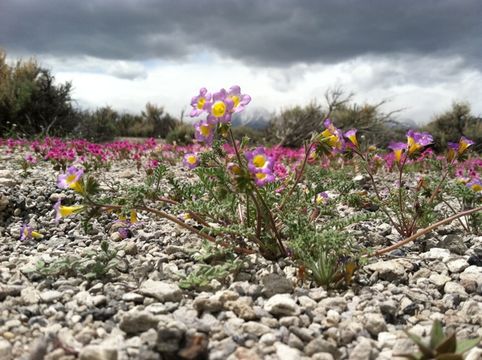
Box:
[232, 108, 271, 129]
[385, 118, 419, 130]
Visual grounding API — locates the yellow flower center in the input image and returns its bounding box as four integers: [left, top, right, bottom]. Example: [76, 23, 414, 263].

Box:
[256, 173, 267, 180]
[200, 124, 211, 137]
[66, 174, 77, 184]
[231, 96, 240, 108]
[197, 97, 206, 110]
[212, 101, 226, 117]
[187, 155, 197, 164]
[253, 155, 267, 168]
[472, 183, 482, 192]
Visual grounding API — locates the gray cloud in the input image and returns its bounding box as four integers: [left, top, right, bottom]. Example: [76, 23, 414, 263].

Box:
[1, 0, 481, 67]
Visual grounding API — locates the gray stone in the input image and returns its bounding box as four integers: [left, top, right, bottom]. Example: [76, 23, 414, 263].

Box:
[365, 259, 408, 282]
[349, 338, 377, 360]
[139, 280, 182, 302]
[0, 195, 9, 212]
[305, 337, 341, 358]
[79, 345, 118, 360]
[429, 273, 451, 289]
[437, 235, 468, 255]
[444, 281, 467, 297]
[121, 292, 144, 303]
[157, 319, 186, 353]
[363, 313, 387, 336]
[264, 294, 300, 316]
[242, 321, 271, 337]
[275, 342, 302, 360]
[0, 284, 24, 301]
[420, 248, 451, 260]
[261, 273, 293, 297]
[225, 298, 257, 320]
[0, 339, 12, 360]
[445, 258, 469, 273]
[40, 290, 63, 303]
[120, 310, 160, 334]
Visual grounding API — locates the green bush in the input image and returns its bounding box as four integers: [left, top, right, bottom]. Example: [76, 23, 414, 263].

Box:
[166, 123, 195, 145]
[424, 102, 482, 152]
[0, 49, 76, 138]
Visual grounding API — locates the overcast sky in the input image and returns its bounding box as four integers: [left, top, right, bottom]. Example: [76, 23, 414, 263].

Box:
[1, 0, 482, 123]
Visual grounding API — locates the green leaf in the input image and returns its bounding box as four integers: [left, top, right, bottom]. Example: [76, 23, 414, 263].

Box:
[436, 332, 456, 354]
[455, 337, 481, 354]
[430, 320, 445, 349]
[404, 331, 435, 358]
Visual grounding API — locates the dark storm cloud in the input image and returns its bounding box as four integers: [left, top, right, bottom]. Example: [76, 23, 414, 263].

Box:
[1, 0, 481, 66]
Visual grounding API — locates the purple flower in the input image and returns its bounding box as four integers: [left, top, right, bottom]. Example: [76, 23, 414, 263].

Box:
[321, 119, 345, 152]
[194, 120, 215, 145]
[227, 85, 251, 113]
[206, 89, 234, 124]
[388, 141, 407, 162]
[254, 171, 275, 187]
[315, 192, 329, 205]
[20, 223, 43, 240]
[57, 166, 84, 192]
[407, 130, 433, 155]
[183, 153, 200, 169]
[344, 129, 358, 148]
[467, 178, 482, 192]
[245, 147, 273, 174]
[190, 87, 211, 117]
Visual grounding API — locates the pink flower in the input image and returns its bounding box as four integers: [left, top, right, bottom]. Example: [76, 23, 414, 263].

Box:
[183, 153, 200, 169]
[194, 120, 215, 145]
[227, 85, 251, 113]
[190, 87, 211, 117]
[206, 89, 234, 124]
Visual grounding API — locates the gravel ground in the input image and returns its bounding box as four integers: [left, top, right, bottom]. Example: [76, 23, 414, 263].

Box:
[0, 150, 481, 360]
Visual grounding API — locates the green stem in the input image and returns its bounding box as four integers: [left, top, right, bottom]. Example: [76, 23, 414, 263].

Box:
[371, 206, 482, 257]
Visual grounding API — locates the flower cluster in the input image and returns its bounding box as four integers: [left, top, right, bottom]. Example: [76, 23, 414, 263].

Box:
[388, 130, 434, 163]
[190, 86, 251, 145]
[245, 147, 275, 186]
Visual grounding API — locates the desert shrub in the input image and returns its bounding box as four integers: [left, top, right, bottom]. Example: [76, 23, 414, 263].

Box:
[166, 123, 195, 144]
[0, 49, 76, 138]
[424, 102, 482, 152]
[231, 125, 265, 144]
[75, 107, 119, 142]
[266, 89, 404, 148]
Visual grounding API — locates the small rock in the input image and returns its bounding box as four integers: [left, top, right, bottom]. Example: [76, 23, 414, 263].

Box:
[120, 310, 160, 334]
[40, 290, 63, 303]
[305, 337, 340, 358]
[429, 273, 451, 289]
[0, 284, 24, 301]
[365, 259, 408, 282]
[275, 342, 302, 360]
[349, 338, 377, 360]
[437, 235, 468, 255]
[242, 322, 271, 337]
[264, 294, 300, 316]
[363, 313, 387, 337]
[157, 319, 187, 353]
[79, 345, 117, 360]
[420, 248, 451, 260]
[261, 273, 293, 297]
[121, 292, 144, 303]
[0, 339, 12, 360]
[225, 298, 257, 320]
[444, 281, 467, 297]
[139, 280, 182, 302]
[445, 258, 469, 273]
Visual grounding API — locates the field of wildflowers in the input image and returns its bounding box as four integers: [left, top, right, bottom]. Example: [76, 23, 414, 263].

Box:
[0, 87, 481, 359]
